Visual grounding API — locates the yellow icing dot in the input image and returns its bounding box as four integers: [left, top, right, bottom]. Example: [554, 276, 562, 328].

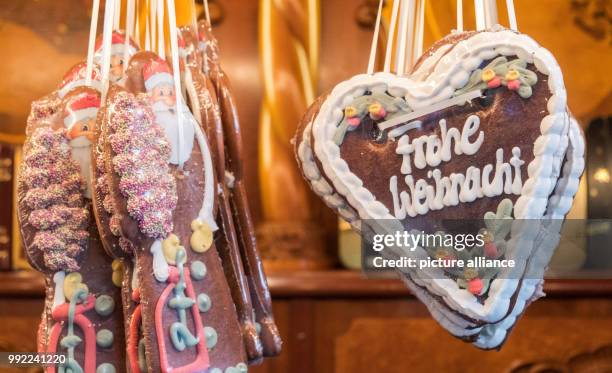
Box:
[463, 268, 479, 280]
[505, 69, 520, 81]
[162, 234, 182, 265]
[344, 106, 358, 118]
[190, 220, 213, 253]
[482, 69, 496, 82]
[368, 103, 382, 114]
[64, 272, 88, 301]
[112, 259, 124, 288]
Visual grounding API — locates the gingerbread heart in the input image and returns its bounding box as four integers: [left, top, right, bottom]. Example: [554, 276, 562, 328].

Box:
[295, 28, 584, 349]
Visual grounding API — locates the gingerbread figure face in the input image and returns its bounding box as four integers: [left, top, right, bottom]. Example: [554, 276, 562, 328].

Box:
[150, 83, 177, 108]
[67, 116, 96, 142]
[109, 54, 125, 83]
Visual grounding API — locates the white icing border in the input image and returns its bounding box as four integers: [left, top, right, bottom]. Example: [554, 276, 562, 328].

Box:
[307, 29, 570, 322]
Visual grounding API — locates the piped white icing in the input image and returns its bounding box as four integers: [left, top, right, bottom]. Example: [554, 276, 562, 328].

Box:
[150, 239, 169, 282]
[299, 29, 574, 328]
[52, 271, 66, 308]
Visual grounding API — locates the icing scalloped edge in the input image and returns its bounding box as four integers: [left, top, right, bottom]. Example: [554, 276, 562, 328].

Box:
[306, 29, 573, 323]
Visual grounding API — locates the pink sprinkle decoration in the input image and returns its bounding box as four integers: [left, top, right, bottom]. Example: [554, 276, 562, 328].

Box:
[107, 92, 177, 238]
[22, 127, 89, 272]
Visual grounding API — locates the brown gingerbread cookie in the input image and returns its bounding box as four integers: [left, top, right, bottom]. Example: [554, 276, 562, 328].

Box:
[18, 83, 126, 372]
[98, 51, 248, 372]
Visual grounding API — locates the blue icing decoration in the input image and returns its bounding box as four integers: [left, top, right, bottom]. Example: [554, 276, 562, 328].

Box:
[190, 260, 207, 280]
[225, 367, 240, 373]
[255, 322, 262, 334]
[168, 247, 199, 351]
[197, 293, 211, 312]
[95, 295, 115, 317]
[58, 286, 88, 373]
[96, 329, 114, 348]
[210, 369, 223, 373]
[237, 362, 248, 372]
[204, 326, 218, 349]
[96, 363, 116, 373]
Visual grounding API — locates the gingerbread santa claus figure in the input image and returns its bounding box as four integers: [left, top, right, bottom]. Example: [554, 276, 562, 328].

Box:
[143, 57, 195, 165]
[94, 31, 138, 83]
[63, 92, 99, 198]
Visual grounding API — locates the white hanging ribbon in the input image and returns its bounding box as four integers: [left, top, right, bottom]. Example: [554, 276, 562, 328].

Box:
[412, 0, 425, 62]
[101, 0, 117, 102]
[203, 0, 211, 25]
[378, 89, 482, 131]
[113, 0, 121, 30]
[402, 0, 416, 74]
[506, 0, 517, 31]
[366, 0, 384, 74]
[474, 0, 485, 30]
[456, 0, 463, 32]
[483, 0, 498, 28]
[135, 0, 141, 45]
[85, 0, 100, 86]
[165, 0, 185, 170]
[157, 0, 166, 59]
[150, 0, 157, 52]
[124, 0, 136, 73]
[383, 0, 400, 73]
[395, 0, 410, 75]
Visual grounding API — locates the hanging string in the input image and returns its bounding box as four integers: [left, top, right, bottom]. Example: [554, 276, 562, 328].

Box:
[113, 0, 121, 30]
[101, 0, 117, 102]
[395, 0, 409, 75]
[383, 0, 400, 73]
[123, 0, 136, 73]
[135, 0, 141, 46]
[203, 0, 211, 25]
[456, 0, 463, 32]
[474, 0, 485, 30]
[85, 0, 100, 86]
[401, 0, 416, 75]
[412, 0, 425, 64]
[150, 0, 157, 52]
[366, 0, 384, 74]
[166, 0, 185, 169]
[190, 0, 199, 37]
[483, 0, 498, 28]
[506, 0, 517, 31]
[157, 0, 166, 59]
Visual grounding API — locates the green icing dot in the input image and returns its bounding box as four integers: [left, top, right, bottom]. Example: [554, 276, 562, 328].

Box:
[95, 295, 115, 317]
[96, 329, 114, 348]
[197, 293, 212, 312]
[210, 369, 222, 373]
[225, 367, 240, 373]
[237, 363, 248, 372]
[96, 363, 116, 373]
[205, 326, 218, 349]
[190, 260, 207, 280]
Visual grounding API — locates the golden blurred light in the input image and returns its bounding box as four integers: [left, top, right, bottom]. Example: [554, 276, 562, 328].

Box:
[593, 167, 610, 183]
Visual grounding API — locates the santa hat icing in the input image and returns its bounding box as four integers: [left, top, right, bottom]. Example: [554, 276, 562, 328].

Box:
[64, 92, 101, 128]
[143, 58, 174, 91]
[58, 62, 102, 98]
[94, 31, 139, 61]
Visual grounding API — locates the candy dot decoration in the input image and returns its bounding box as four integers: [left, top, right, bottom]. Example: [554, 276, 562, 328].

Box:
[107, 92, 177, 239]
[468, 278, 484, 295]
[21, 127, 89, 272]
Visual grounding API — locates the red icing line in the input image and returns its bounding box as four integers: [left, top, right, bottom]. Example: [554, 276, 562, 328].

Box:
[47, 297, 97, 373]
[155, 266, 210, 373]
[128, 303, 142, 373]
